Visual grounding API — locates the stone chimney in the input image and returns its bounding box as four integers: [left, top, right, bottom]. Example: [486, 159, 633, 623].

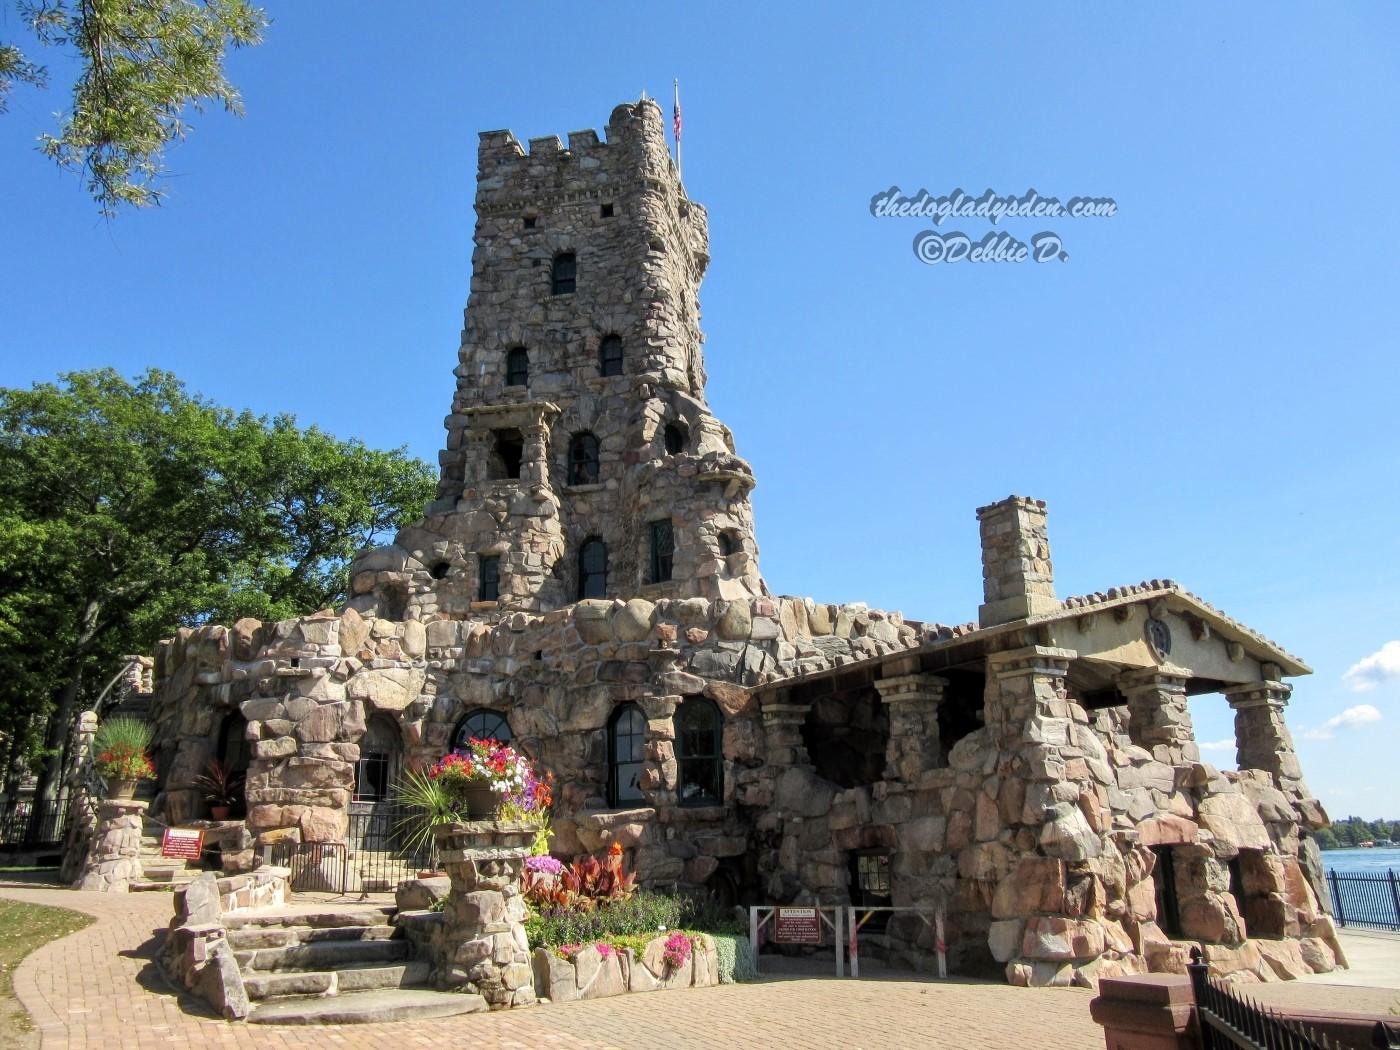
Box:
[976, 496, 1058, 627]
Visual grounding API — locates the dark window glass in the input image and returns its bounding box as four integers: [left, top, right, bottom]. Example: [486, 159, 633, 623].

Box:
[675, 697, 722, 806]
[506, 347, 528, 387]
[578, 538, 608, 600]
[664, 422, 688, 455]
[599, 335, 623, 377]
[648, 519, 674, 584]
[523, 216, 536, 229]
[1152, 846, 1183, 938]
[478, 555, 500, 602]
[609, 703, 646, 806]
[453, 709, 511, 750]
[551, 252, 576, 294]
[600, 203, 614, 218]
[491, 429, 524, 479]
[568, 432, 600, 485]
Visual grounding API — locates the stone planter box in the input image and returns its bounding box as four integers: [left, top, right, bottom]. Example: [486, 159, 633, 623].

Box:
[531, 934, 719, 1003]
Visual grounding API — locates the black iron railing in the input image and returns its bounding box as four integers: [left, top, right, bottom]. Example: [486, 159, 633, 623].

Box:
[265, 803, 436, 896]
[0, 798, 69, 846]
[1189, 947, 1334, 1050]
[1328, 869, 1400, 932]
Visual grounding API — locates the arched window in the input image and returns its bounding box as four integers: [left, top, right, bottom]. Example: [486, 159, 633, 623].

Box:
[453, 709, 512, 751]
[663, 422, 688, 455]
[551, 252, 576, 295]
[578, 538, 608, 600]
[675, 697, 722, 806]
[568, 432, 600, 485]
[648, 519, 674, 584]
[506, 347, 529, 387]
[599, 334, 624, 377]
[608, 703, 646, 807]
[354, 715, 401, 803]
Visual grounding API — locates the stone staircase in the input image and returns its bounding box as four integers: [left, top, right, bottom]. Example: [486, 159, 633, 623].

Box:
[224, 904, 485, 1024]
[131, 816, 200, 891]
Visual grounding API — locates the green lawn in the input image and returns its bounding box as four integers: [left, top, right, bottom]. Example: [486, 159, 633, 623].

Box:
[0, 898, 93, 1049]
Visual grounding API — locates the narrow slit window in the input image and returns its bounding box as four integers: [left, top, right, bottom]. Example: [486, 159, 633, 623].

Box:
[1151, 846, 1183, 939]
[609, 703, 646, 806]
[599, 334, 623, 377]
[478, 555, 500, 602]
[578, 538, 608, 600]
[551, 252, 576, 295]
[506, 347, 529, 387]
[664, 422, 688, 455]
[568, 432, 600, 485]
[648, 519, 674, 584]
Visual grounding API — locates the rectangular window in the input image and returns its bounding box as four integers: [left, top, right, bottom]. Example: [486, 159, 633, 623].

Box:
[1151, 846, 1183, 938]
[490, 429, 524, 480]
[478, 555, 500, 602]
[648, 519, 674, 584]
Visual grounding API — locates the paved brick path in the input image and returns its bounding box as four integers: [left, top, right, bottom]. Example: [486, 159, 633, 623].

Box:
[2, 882, 1103, 1050]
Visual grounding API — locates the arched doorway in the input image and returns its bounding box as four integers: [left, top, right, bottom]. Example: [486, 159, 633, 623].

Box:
[349, 715, 405, 864]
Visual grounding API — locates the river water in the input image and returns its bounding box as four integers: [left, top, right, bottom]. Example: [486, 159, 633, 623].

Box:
[1322, 846, 1400, 874]
[1321, 847, 1400, 929]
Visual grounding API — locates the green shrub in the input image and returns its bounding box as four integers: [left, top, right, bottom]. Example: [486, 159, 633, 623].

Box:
[679, 893, 747, 935]
[526, 890, 687, 947]
[712, 932, 757, 983]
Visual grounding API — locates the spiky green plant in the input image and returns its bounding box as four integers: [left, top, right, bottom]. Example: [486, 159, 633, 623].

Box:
[393, 768, 463, 857]
[92, 716, 153, 755]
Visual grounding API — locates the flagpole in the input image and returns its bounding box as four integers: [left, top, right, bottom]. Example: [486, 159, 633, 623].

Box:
[673, 79, 683, 182]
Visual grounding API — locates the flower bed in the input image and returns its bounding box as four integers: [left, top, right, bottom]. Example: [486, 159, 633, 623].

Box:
[531, 932, 719, 1003]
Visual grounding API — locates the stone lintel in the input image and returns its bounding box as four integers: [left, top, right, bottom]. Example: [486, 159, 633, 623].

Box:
[759, 701, 809, 725]
[986, 645, 1077, 680]
[1223, 680, 1292, 711]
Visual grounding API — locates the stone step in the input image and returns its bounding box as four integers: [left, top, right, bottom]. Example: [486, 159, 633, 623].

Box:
[247, 988, 487, 1025]
[239, 937, 411, 973]
[228, 923, 398, 951]
[243, 961, 431, 1001]
[224, 905, 396, 932]
[130, 874, 199, 892]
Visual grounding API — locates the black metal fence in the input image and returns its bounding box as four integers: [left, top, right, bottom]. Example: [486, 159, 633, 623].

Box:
[265, 804, 436, 895]
[1189, 947, 1332, 1050]
[1328, 869, 1400, 932]
[0, 798, 69, 846]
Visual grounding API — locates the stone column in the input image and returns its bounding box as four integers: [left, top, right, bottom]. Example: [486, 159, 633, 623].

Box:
[434, 820, 538, 1008]
[759, 701, 810, 768]
[874, 673, 947, 782]
[983, 645, 1077, 747]
[76, 798, 147, 892]
[1223, 681, 1307, 794]
[1119, 666, 1200, 766]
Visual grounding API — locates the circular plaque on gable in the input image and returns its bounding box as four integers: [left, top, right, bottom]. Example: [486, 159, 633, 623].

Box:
[1145, 617, 1172, 660]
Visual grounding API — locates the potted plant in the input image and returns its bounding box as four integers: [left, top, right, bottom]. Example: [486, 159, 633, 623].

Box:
[92, 716, 156, 799]
[425, 737, 534, 820]
[393, 767, 459, 874]
[193, 759, 245, 821]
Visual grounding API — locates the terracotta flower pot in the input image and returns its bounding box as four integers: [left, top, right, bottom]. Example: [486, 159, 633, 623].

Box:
[107, 778, 137, 800]
[210, 805, 231, 821]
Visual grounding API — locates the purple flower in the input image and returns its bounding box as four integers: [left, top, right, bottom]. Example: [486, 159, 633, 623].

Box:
[525, 855, 563, 874]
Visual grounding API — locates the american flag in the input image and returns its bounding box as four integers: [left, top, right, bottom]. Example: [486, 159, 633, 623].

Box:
[673, 81, 682, 142]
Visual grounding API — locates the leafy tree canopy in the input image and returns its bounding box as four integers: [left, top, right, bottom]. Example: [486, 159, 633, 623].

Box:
[0, 368, 435, 794]
[2, 0, 267, 215]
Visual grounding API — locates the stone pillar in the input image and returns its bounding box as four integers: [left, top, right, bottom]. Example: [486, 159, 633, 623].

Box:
[977, 496, 1058, 627]
[874, 673, 947, 781]
[759, 700, 810, 768]
[983, 645, 1077, 747]
[1119, 667, 1200, 766]
[76, 798, 147, 892]
[434, 820, 538, 1008]
[1089, 974, 1201, 1050]
[1223, 682, 1307, 794]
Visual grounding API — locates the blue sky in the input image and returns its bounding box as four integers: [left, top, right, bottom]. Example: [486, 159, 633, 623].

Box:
[2, 3, 1398, 819]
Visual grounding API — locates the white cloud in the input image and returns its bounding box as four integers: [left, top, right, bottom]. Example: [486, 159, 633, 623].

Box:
[1302, 703, 1383, 740]
[1199, 738, 1235, 753]
[1343, 641, 1400, 693]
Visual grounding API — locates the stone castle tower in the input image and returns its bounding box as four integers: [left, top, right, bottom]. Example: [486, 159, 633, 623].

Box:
[352, 100, 767, 617]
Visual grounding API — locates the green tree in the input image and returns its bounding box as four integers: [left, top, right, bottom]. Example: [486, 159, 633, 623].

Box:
[0, 368, 436, 805]
[1, 0, 267, 215]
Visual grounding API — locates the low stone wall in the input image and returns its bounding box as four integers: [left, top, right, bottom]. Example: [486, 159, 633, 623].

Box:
[531, 935, 719, 1003]
[75, 798, 147, 892]
[160, 868, 290, 1021]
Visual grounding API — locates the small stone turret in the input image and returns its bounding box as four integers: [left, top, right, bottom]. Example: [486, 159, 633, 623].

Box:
[977, 495, 1058, 626]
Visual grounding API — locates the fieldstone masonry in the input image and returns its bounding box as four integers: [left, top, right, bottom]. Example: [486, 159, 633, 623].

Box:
[77, 798, 147, 892]
[124, 99, 1341, 989]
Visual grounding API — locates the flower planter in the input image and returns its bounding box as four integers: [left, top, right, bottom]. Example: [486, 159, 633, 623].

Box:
[209, 805, 231, 821]
[531, 934, 719, 1003]
[460, 782, 498, 819]
[106, 778, 137, 800]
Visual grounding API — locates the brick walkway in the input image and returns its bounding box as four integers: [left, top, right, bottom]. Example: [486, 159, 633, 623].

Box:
[1, 881, 1102, 1050]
